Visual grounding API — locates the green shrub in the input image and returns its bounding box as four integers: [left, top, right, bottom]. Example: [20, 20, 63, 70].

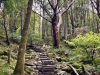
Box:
[71, 32, 100, 48]
[54, 46, 67, 56]
[28, 31, 43, 45]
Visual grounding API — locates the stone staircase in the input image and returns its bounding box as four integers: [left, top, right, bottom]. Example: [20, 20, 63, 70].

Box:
[26, 45, 56, 75]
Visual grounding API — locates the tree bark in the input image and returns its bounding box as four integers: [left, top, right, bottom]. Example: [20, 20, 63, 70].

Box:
[52, 12, 59, 48]
[13, 0, 33, 75]
[96, 0, 100, 18]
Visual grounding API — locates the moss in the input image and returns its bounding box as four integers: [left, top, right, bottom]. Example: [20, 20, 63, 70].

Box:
[24, 66, 35, 72]
[0, 49, 8, 56]
[61, 57, 67, 62]
[0, 55, 8, 60]
[72, 62, 81, 69]
[62, 66, 72, 73]
[63, 40, 75, 48]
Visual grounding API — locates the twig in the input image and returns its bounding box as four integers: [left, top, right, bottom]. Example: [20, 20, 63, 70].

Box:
[32, 10, 52, 23]
[82, 65, 91, 75]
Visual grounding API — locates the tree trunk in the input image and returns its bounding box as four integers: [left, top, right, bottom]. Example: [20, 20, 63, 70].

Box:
[64, 13, 68, 39]
[52, 13, 59, 48]
[8, 44, 12, 64]
[13, 0, 33, 75]
[20, 7, 25, 35]
[3, 11, 10, 45]
[42, 4, 45, 39]
[33, 12, 35, 34]
[96, 0, 100, 18]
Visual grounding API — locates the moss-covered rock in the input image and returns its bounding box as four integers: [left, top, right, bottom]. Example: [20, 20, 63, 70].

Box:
[72, 62, 81, 69]
[61, 57, 67, 62]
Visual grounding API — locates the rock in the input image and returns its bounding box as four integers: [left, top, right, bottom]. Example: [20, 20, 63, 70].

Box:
[56, 57, 62, 62]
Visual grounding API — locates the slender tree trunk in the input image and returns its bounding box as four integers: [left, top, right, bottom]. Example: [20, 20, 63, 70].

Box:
[39, 16, 41, 36]
[20, 8, 25, 35]
[96, 20, 99, 33]
[64, 13, 68, 39]
[42, 5, 45, 39]
[13, 0, 33, 75]
[33, 12, 35, 34]
[3, 11, 10, 45]
[8, 44, 12, 64]
[70, 10, 75, 36]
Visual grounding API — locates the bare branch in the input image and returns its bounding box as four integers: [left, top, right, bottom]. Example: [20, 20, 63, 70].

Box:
[90, 0, 97, 9]
[67, 64, 79, 75]
[62, 0, 76, 15]
[32, 10, 52, 23]
[48, 0, 54, 10]
[55, 0, 59, 10]
[38, 0, 52, 19]
[82, 65, 91, 75]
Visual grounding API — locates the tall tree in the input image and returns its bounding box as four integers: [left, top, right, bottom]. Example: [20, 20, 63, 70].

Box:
[34, 0, 76, 48]
[13, 0, 33, 74]
[90, 0, 100, 18]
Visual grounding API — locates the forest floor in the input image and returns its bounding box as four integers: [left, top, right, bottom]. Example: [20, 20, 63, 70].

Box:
[0, 37, 100, 75]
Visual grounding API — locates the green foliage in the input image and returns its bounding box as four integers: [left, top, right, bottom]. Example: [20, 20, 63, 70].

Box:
[4, 0, 16, 13]
[62, 66, 72, 73]
[0, 63, 15, 74]
[71, 32, 100, 48]
[63, 40, 75, 48]
[53, 46, 67, 56]
[28, 30, 43, 45]
[64, 32, 100, 72]
[10, 32, 21, 43]
[0, 49, 8, 55]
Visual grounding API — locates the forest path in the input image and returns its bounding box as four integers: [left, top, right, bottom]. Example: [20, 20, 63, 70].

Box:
[25, 45, 56, 75]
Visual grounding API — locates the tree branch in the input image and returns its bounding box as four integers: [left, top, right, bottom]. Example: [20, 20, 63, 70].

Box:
[32, 10, 52, 23]
[55, 0, 59, 10]
[90, 0, 97, 9]
[67, 64, 79, 75]
[62, 0, 76, 15]
[48, 0, 54, 10]
[82, 65, 91, 75]
[38, 0, 52, 19]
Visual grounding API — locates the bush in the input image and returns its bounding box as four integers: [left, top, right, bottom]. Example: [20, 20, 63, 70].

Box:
[71, 32, 100, 48]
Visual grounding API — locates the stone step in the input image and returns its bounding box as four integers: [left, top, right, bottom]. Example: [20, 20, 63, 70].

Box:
[38, 72, 54, 75]
[39, 58, 50, 60]
[38, 69, 55, 72]
[41, 60, 55, 65]
[38, 56, 48, 58]
[37, 53, 47, 56]
[34, 50, 44, 52]
[36, 65, 55, 70]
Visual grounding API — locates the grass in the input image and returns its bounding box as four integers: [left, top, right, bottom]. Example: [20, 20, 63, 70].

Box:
[0, 44, 17, 74]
